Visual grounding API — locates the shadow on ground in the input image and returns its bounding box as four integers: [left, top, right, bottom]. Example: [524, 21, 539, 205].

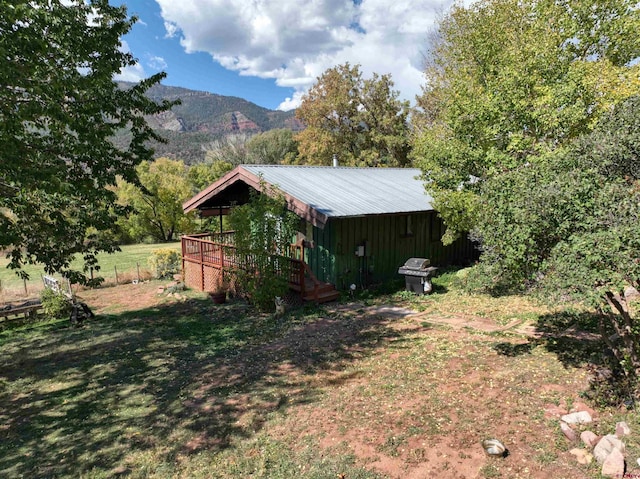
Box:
[494, 309, 609, 367]
[0, 294, 407, 477]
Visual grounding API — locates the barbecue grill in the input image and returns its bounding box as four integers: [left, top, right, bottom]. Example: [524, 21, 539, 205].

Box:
[398, 258, 437, 294]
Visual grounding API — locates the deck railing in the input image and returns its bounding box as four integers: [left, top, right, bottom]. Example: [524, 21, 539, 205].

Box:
[181, 233, 307, 293]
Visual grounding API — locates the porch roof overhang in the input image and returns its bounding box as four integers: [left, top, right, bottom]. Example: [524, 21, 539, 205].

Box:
[183, 166, 330, 228]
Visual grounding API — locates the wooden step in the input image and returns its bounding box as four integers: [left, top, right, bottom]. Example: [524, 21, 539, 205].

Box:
[301, 282, 340, 303]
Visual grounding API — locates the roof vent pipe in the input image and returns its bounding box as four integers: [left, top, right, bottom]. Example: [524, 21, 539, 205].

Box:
[332, 153, 338, 167]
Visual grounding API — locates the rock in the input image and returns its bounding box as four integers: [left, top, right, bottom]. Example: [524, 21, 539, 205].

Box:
[581, 430, 600, 448]
[543, 404, 567, 419]
[157, 287, 165, 294]
[570, 402, 596, 419]
[593, 434, 626, 464]
[625, 285, 638, 299]
[615, 421, 631, 438]
[561, 411, 593, 425]
[601, 448, 625, 477]
[569, 448, 593, 465]
[560, 421, 577, 441]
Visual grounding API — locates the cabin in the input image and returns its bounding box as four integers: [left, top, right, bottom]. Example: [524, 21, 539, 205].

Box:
[182, 165, 477, 302]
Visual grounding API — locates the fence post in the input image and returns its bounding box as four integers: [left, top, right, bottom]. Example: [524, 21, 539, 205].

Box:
[136, 262, 140, 283]
[23, 278, 27, 296]
[114, 265, 119, 284]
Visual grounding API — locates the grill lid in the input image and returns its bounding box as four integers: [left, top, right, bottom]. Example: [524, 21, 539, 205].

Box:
[401, 258, 430, 270]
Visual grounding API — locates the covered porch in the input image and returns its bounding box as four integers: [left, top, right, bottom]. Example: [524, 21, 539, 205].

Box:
[181, 232, 340, 303]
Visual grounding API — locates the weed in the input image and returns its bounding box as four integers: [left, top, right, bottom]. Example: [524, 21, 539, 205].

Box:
[479, 462, 501, 478]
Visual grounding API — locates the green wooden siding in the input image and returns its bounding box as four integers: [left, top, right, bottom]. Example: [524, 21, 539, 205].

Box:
[305, 212, 477, 288]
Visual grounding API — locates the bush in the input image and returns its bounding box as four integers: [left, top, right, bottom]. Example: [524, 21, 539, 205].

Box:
[148, 249, 181, 279]
[40, 288, 72, 320]
[227, 179, 299, 312]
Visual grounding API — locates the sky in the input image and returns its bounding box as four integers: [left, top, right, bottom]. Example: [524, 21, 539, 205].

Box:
[113, 0, 458, 111]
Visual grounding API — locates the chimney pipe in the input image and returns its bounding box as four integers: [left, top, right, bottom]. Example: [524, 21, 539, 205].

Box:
[332, 153, 338, 168]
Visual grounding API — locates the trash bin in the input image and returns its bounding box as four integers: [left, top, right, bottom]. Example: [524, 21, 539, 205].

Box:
[398, 258, 437, 294]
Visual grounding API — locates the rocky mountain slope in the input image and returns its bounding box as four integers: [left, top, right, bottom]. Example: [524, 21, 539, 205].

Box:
[116, 82, 303, 164]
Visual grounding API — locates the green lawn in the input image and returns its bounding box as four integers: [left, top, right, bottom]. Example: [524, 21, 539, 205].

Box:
[0, 242, 180, 292]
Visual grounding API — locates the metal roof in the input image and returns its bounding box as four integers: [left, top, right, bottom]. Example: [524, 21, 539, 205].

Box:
[241, 165, 433, 218]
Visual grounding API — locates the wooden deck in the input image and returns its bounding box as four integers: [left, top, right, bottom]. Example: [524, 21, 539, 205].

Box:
[181, 233, 339, 303]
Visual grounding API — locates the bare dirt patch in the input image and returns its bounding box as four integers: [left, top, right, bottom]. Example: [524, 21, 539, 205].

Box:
[270, 317, 591, 479]
[77, 280, 173, 314]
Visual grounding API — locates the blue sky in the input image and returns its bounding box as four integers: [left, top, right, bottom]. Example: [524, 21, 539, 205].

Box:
[113, 0, 455, 111]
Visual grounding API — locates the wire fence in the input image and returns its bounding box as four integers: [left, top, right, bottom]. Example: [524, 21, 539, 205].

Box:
[0, 261, 161, 303]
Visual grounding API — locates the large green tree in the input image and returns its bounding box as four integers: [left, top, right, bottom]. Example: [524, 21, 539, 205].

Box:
[296, 63, 411, 167]
[475, 96, 640, 384]
[0, 0, 173, 282]
[247, 128, 298, 164]
[187, 160, 234, 192]
[116, 158, 197, 242]
[413, 0, 640, 242]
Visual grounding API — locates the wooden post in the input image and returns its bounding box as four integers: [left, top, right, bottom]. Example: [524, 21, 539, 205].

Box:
[136, 262, 140, 283]
[181, 237, 186, 287]
[23, 278, 27, 296]
[199, 239, 205, 291]
[114, 265, 119, 284]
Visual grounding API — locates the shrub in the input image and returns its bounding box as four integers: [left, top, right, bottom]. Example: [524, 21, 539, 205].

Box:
[148, 249, 181, 279]
[228, 179, 299, 312]
[40, 288, 72, 320]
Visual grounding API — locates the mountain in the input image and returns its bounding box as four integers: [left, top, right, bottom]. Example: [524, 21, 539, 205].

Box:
[116, 82, 303, 164]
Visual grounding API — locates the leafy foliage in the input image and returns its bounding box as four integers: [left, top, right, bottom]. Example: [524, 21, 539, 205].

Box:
[40, 288, 71, 320]
[148, 248, 181, 280]
[295, 63, 411, 167]
[187, 160, 234, 192]
[247, 128, 299, 164]
[228, 180, 299, 311]
[474, 96, 640, 381]
[0, 0, 175, 284]
[413, 0, 640, 241]
[116, 158, 197, 242]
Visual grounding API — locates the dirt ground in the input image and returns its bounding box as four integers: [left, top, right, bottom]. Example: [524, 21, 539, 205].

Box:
[78, 282, 614, 479]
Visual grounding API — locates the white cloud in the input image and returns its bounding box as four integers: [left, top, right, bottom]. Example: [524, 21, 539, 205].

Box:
[156, 0, 452, 110]
[114, 40, 146, 82]
[164, 21, 179, 38]
[147, 55, 168, 71]
[277, 91, 307, 111]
